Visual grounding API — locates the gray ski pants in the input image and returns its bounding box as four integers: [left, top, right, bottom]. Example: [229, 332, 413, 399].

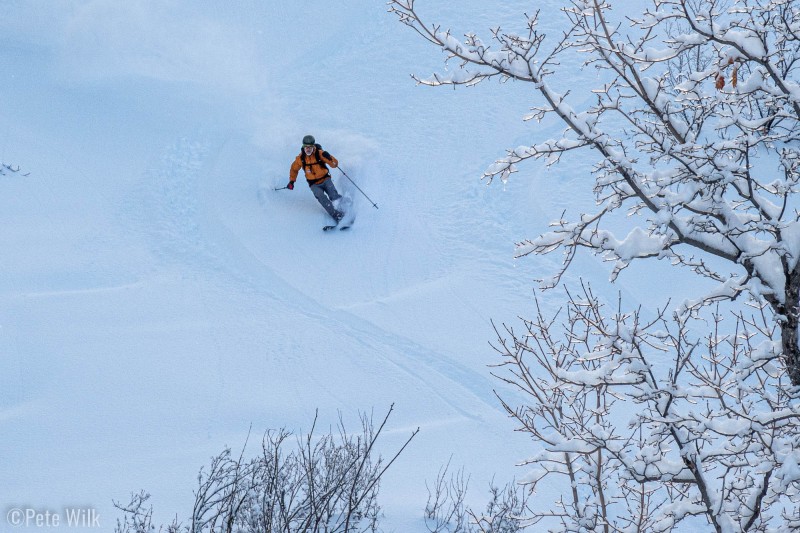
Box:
[310, 178, 343, 220]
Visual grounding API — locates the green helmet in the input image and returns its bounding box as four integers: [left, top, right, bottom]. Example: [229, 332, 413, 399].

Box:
[302, 135, 316, 146]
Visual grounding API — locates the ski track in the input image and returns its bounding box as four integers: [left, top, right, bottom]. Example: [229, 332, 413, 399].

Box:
[0, 2, 663, 529]
[133, 135, 502, 425]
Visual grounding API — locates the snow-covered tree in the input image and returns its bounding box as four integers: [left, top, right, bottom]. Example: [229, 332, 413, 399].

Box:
[491, 284, 800, 532]
[389, 0, 800, 386]
[423, 462, 530, 532]
[114, 407, 418, 533]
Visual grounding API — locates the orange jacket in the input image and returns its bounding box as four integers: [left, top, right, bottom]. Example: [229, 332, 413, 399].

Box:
[289, 147, 338, 186]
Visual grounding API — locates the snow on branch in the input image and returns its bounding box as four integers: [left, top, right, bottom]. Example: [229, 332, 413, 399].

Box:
[490, 284, 800, 531]
[391, 0, 800, 386]
[0, 162, 27, 177]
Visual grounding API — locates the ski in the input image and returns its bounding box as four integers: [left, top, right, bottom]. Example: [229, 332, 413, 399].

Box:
[323, 224, 353, 231]
[323, 218, 355, 232]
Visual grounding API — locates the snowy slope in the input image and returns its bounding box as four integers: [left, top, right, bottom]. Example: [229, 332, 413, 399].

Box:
[0, 1, 712, 530]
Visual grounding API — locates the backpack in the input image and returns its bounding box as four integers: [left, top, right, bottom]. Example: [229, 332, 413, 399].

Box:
[299, 143, 330, 173]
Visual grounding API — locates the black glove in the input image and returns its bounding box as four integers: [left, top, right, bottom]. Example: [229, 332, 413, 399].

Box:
[287, 181, 294, 190]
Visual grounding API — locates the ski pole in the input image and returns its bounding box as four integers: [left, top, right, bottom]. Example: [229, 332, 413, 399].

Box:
[337, 167, 379, 209]
[273, 185, 290, 191]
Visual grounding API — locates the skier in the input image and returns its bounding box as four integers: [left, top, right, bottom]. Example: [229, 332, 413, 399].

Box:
[286, 135, 344, 223]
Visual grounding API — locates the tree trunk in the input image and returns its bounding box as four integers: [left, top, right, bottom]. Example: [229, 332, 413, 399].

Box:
[782, 266, 800, 386]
